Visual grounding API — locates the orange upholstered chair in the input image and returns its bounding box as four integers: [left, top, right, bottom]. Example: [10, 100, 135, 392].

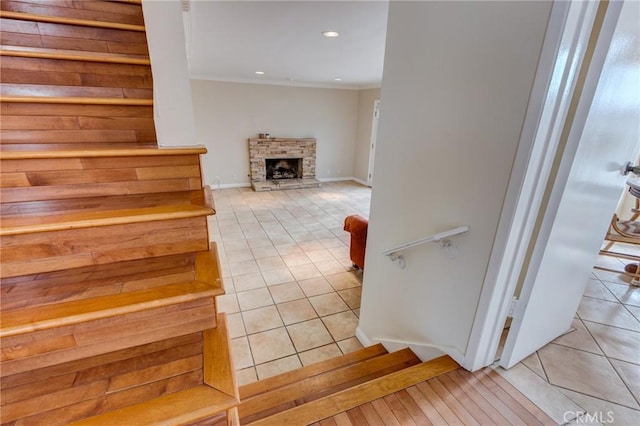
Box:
[344, 215, 368, 270]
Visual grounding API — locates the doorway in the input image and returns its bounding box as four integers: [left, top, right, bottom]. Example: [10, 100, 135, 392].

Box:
[465, 0, 640, 371]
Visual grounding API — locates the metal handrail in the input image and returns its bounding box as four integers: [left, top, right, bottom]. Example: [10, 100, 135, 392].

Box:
[382, 225, 469, 268]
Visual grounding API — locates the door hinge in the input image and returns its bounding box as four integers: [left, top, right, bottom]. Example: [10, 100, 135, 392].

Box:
[508, 297, 519, 317]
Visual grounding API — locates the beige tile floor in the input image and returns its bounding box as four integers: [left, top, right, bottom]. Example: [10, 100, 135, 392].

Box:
[511, 254, 640, 424]
[209, 182, 370, 385]
[210, 182, 639, 424]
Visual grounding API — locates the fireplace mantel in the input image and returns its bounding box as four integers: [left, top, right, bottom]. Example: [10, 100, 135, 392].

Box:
[248, 138, 321, 191]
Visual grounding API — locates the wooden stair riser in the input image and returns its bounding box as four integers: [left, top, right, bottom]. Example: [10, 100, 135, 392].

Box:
[1, 332, 204, 425]
[1, 55, 152, 85]
[0, 0, 146, 27]
[1, 297, 217, 377]
[0, 253, 196, 311]
[0, 16, 149, 55]
[1, 154, 203, 203]
[1, 101, 156, 148]
[0, 216, 210, 278]
[67, 315, 238, 426]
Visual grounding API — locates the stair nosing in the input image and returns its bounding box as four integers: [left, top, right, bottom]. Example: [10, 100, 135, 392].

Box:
[0, 45, 150, 65]
[0, 146, 208, 160]
[0, 280, 222, 338]
[0, 205, 214, 236]
[0, 95, 153, 105]
[0, 10, 146, 32]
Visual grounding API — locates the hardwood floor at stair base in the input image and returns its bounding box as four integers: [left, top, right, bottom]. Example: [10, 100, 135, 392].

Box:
[299, 366, 556, 426]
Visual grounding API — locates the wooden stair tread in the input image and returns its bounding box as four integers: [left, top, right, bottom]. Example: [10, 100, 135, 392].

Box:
[0, 146, 207, 160]
[0, 95, 153, 105]
[0, 10, 145, 32]
[68, 385, 238, 426]
[239, 347, 421, 421]
[0, 204, 214, 236]
[240, 343, 388, 399]
[247, 355, 460, 425]
[0, 44, 150, 65]
[1, 280, 223, 338]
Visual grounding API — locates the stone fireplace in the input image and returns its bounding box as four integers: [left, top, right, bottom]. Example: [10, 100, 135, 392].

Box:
[248, 138, 321, 191]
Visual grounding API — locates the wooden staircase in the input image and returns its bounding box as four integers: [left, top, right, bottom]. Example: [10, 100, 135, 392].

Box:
[235, 344, 459, 425]
[0, 0, 239, 424]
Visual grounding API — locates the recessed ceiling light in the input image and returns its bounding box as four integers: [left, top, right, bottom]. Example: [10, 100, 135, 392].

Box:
[255, 71, 265, 75]
[322, 31, 340, 38]
[334, 78, 342, 81]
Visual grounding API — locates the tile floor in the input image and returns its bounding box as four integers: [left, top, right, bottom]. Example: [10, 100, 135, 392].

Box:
[209, 182, 371, 385]
[508, 257, 640, 424]
[210, 181, 639, 424]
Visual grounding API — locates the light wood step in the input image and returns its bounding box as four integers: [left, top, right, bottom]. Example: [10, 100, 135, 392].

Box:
[0, 0, 145, 27]
[240, 343, 388, 399]
[0, 44, 150, 64]
[0, 204, 213, 236]
[67, 313, 238, 426]
[0, 95, 153, 105]
[247, 355, 460, 425]
[67, 385, 237, 426]
[0, 146, 207, 160]
[0, 10, 145, 31]
[239, 347, 421, 423]
[0, 280, 222, 338]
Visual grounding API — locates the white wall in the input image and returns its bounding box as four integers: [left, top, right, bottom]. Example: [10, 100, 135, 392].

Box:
[354, 89, 380, 184]
[358, 1, 552, 361]
[142, 0, 197, 147]
[190, 80, 360, 187]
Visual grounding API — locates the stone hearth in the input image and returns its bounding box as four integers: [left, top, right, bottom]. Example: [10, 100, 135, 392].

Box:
[248, 138, 322, 191]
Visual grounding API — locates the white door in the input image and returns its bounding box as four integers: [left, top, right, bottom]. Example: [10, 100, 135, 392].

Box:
[367, 100, 380, 187]
[500, 0, 640, 368]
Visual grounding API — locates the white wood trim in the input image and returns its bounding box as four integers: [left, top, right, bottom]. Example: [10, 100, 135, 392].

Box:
[216, 183, 252, 189]
[351, 177, 369, 186]
[317, 177, 359, 183]
[463, 0, 603, 371]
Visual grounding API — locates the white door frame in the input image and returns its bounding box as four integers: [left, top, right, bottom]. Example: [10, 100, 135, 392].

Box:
[367, 99, 380, 187]
[463, 0, 621, 371]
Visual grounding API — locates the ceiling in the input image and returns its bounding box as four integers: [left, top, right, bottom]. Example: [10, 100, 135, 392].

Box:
[184, 1, 389, 89]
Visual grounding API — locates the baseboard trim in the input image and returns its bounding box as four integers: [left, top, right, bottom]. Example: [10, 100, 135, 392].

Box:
[215, 179, 369, 189]
[355, 326, 373, 347]
[215, 183, 252, 189]
[317, 177, 369, 186]
[351, 177, 369, 187]
[317, 176, 354, 182]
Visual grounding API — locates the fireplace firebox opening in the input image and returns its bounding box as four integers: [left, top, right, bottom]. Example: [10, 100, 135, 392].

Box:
[266, 158, 302, 180]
